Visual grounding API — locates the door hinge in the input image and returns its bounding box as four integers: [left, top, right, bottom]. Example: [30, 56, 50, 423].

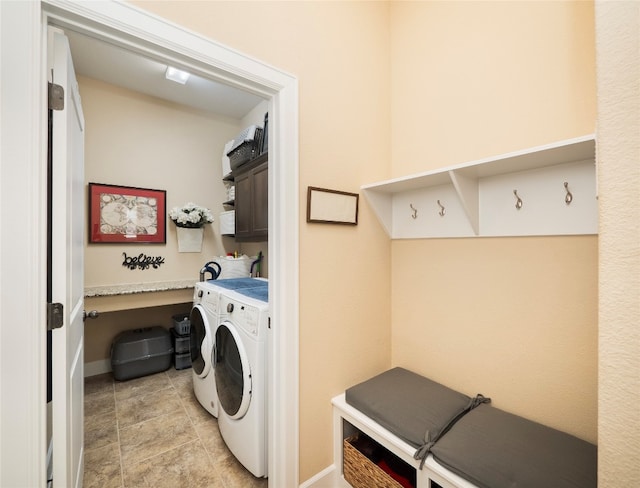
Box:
[47, 302, 64, 331]
[48, 82, 64, 111]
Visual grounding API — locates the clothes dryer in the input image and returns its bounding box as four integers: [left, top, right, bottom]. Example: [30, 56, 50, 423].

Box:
[215, 285, 269, 478]
[190, 278, 268, 418]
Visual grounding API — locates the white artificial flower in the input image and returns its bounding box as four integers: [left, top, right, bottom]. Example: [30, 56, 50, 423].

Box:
[169, 203, 214, 228]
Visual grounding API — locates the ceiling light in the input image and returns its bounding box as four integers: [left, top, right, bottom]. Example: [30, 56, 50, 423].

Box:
[165, 66, 190, 84]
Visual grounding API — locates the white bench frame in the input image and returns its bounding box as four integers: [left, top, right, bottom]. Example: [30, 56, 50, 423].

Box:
[332, 393, 478, 488]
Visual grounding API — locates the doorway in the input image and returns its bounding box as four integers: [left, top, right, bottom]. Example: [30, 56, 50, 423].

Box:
[69, 28, 269, 376]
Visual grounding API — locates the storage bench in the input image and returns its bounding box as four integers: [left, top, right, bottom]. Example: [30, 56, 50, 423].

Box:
[333, 368, 597, 488]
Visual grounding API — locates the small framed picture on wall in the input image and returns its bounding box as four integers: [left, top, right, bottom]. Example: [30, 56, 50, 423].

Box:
[306, 186, 359, 225]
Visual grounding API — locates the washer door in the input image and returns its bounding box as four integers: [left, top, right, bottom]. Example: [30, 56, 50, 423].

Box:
[215, 322, 252, 420]
[189, 304, 212, 378]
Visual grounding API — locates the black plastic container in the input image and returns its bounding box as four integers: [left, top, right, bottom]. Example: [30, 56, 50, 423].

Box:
[174, 352, 192, 370]
[110, 327, 173, 381]
[170, 328, 190, 354]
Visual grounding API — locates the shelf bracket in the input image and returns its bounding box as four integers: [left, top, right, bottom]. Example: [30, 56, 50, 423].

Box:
[449, 170, 479, 235]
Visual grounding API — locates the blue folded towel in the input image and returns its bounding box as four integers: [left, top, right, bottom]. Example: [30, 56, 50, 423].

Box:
[207, 278, 264, 290]
[234, 286, 268, 303]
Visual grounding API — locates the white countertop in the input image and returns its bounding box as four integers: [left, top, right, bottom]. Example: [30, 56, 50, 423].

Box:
[85, 279, 197, 298]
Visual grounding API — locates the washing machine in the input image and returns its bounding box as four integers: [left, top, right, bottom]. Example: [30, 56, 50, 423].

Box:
[190, 278, 268, 418]
[190, 281, 224, 417]
[215, 285, 269, 478]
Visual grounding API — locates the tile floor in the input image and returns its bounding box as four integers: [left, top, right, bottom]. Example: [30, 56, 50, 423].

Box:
[83, 367, 268, 488]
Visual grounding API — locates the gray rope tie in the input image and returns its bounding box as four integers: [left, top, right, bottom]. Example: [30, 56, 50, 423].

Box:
[413, 432, 436, 469]
[413, 394, 491, 469]
[469, 393, 491, 409]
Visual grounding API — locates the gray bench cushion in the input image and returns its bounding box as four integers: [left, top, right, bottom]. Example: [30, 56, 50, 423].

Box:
[431, 403, 597, 488]
[345, 368, 473, 451]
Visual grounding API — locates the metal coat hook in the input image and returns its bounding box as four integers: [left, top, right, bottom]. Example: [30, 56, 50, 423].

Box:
[437, 200, 446, 217]
[564, 182, 573, 205]
[513, 190, 523, 210]
[410, 204, 418, 219]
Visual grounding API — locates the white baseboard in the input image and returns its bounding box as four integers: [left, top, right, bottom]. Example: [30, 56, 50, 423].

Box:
[300, 464, 348, 488]
[84, 359, 111, 377]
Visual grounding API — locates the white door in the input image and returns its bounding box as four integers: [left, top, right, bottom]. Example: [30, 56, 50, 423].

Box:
[48, 26, 86, 488]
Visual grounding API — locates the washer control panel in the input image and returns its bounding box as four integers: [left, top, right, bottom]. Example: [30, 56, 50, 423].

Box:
[224, 300, 261, 336]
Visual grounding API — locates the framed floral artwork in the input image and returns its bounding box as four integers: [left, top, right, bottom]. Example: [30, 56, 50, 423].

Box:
[88, 183, 166, 243]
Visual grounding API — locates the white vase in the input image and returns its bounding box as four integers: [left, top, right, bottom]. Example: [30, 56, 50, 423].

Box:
[176, 226, 204, 253]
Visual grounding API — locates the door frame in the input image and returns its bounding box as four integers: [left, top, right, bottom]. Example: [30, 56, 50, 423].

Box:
[0, 2, 49, 486]
[0, 1, 300, 486]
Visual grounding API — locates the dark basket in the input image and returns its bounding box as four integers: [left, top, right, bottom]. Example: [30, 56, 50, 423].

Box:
[172, 313, 190, 335]
[228, 127, 263, 170]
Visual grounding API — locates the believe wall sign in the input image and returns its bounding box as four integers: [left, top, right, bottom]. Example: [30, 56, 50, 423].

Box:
[122, 253, 165, 270]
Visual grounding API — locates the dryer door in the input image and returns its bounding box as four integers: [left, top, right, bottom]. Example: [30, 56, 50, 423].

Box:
[215, 321, 252, 420]
[189, 304, 213, 378]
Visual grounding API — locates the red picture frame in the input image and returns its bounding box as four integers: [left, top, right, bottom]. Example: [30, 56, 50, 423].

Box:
[88, 183, 166, 243]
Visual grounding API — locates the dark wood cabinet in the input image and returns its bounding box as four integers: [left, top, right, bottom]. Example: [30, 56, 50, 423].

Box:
[233, 153, 268, 241]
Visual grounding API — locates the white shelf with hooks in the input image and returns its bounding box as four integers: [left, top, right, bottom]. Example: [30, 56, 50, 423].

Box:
[361, 134, 597, 239]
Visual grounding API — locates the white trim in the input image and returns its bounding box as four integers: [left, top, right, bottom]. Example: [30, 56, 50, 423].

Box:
[0, 1, 299, 485]
[84, 359, 112, 377]
[299, 465, 339, 488]
[268, 81, 301, 487]
[43, 0, 291, 96]
[0, 1, 48, 486]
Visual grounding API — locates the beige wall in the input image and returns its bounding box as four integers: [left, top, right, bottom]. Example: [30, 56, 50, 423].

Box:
[390, 1, 596, 173]
[389, 1, 598, 444]
[81, 76, 246, 287]
[595, 1, 640, 485]
[392, 237, 597, 441]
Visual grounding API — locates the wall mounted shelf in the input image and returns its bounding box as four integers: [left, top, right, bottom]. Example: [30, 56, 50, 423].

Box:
[361, 134, 597, 239]
[84, 280, 195, 313]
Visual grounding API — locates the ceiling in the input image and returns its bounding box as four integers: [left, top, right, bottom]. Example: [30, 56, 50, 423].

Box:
[65, 29, 264, 119]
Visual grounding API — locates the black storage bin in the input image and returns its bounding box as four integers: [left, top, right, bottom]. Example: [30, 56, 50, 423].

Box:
[110, 326, 173, 381]
[174, 352, 192, 370]
[170, 328, 190, 354]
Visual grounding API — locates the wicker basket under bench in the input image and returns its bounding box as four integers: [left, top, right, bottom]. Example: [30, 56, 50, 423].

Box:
[343, 434, 416, 488]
